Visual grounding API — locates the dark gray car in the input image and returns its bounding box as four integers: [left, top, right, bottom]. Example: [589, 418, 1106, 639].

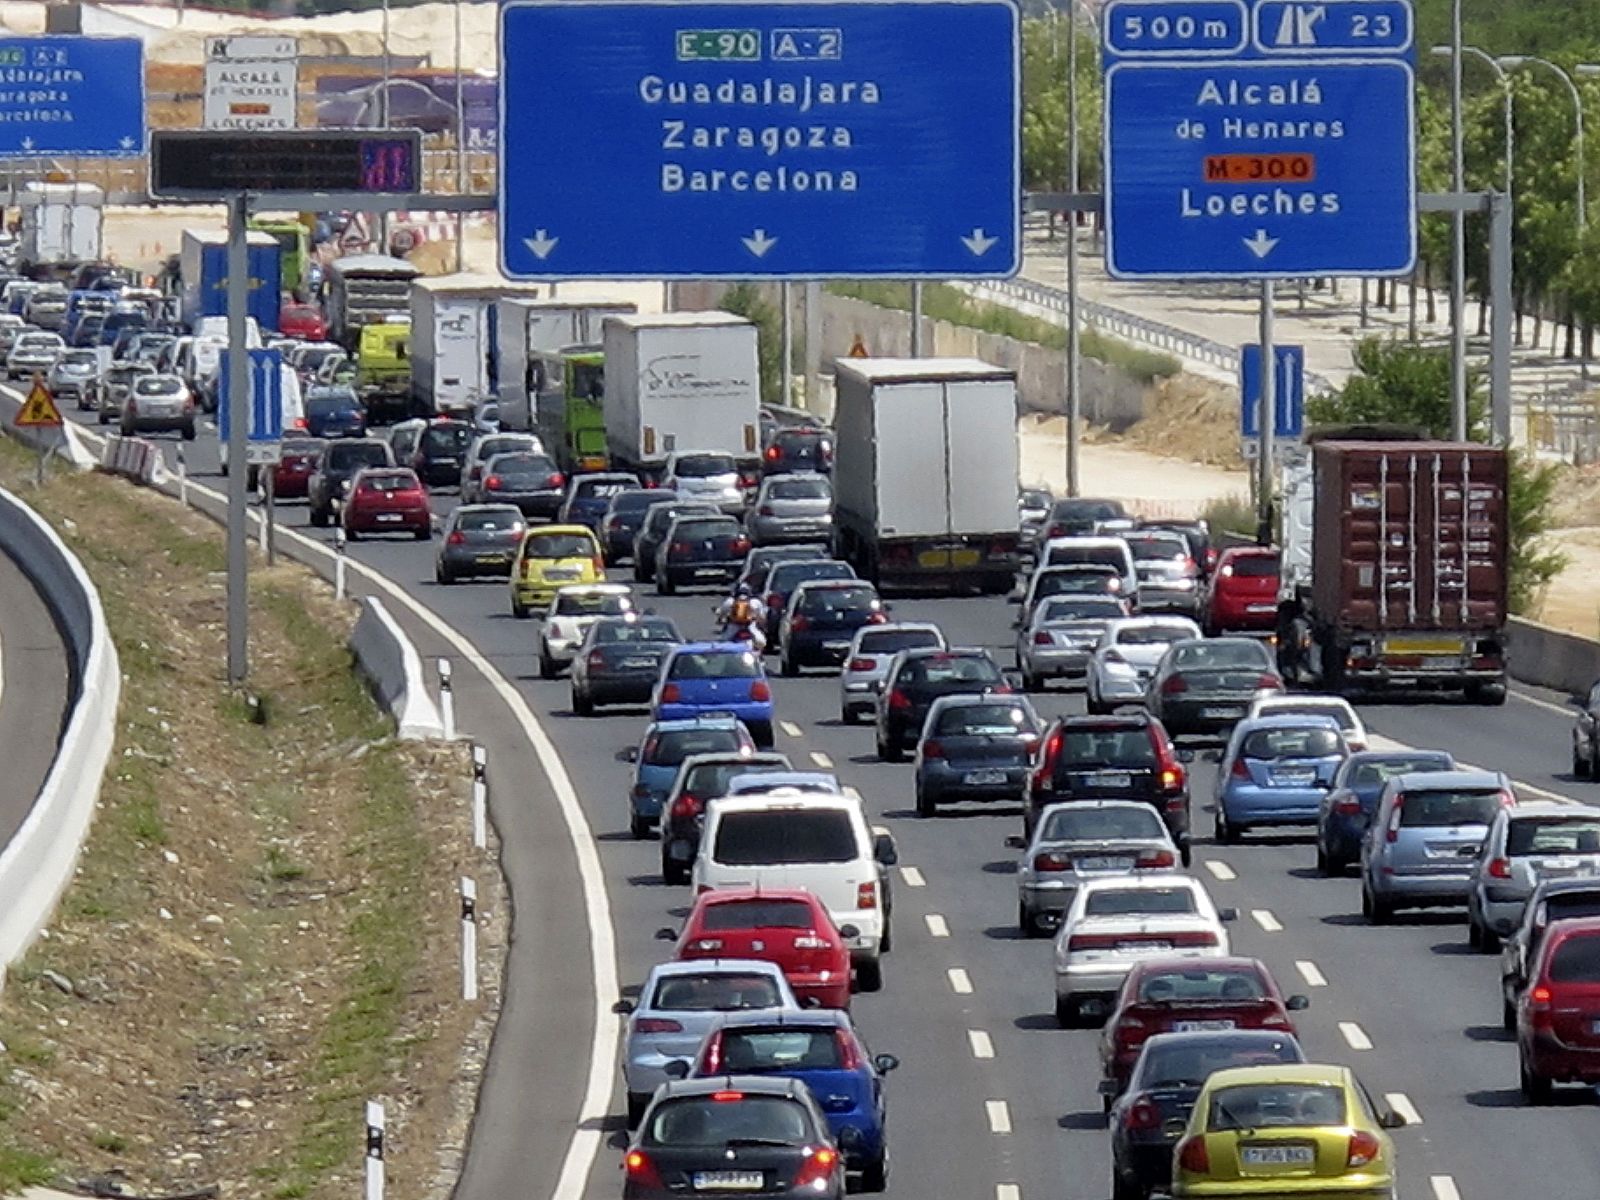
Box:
[746, 473, 834, 547]
[435, 504, 526, 583]
[570, 615, 683, 715]
[472, 450, 567, 518]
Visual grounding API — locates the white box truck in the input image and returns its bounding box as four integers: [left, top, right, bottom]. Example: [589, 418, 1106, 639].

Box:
[833, 358, 1021, 594]
[602, 311, 761, 479]
[409, 274, 545, 414]
[494, 297, 637, 438]
[19, 182, 103, 269]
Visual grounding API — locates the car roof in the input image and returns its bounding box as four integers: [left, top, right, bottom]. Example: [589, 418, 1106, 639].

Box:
[1344, 749, 1451, 766]
[697, 886, 818, 906]
[1546, 916, 1600, 941]
[1130, 955, 1266, 976]
[1504, 801, 1587, 819]
[1532, 877, 1600, 900]
[646, 958, 788, 980]
[1218, 545, 1278, 558]
[1080, 874, 1201, 894]
[659, 1075, 808, 1101]
[727, 771, 839, 791]
[856, 621, 941, 635]
[1038, 798, 1166, 820]
[1137, 1029, 1302, 1056]
[929, 692, 1028, 711]
[552, 583, 632, 597]
[1203, 1063, 1348, 1089]
[1058, 713, 1153, 729]
[674, 641, 766, 655]
[681, 751, 788, 770]
[648, 715, 745, 734]
[711, 1009, 852, 1032]
[1234, 713, 1343, 733]
[1389, 769, 1506, 791]
[1255, 695, 1355, 712]
[709, 792, 858, 815]
[525, 524, 595, 537]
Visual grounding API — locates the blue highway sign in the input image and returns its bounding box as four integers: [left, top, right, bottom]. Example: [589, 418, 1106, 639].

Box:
[218, 349, 284, 444]
[498, 0, 1020, 280]
[1103, 0, 1416, 279]
[1239, 343, 1304, 439]
[0, 36, 144, 157]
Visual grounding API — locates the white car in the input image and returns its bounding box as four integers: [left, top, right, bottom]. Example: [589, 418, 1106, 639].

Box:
[1016, 594, 1128, 691]
[1051, 874, 1236, 1027]
[1086, 616, 1204, 714]
[1012, 800, 1181, 937]
[537, 583, 635, 678]
[663, 450, 746, 513]
[1246, 694, 1368, 752]
[838, 622, 945, 723]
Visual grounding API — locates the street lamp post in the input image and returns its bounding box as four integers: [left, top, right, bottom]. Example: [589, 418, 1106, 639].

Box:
[1499, 56, 1589, 233]
[1063, 0, 1095, 499]
[1433, 45, 1513, 204]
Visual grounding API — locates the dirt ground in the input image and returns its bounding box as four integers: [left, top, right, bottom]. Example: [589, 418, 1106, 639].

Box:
[0, 442, 504, 1200]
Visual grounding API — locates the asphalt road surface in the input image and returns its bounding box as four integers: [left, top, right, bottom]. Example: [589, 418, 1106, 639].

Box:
[0, 543, 72, 848]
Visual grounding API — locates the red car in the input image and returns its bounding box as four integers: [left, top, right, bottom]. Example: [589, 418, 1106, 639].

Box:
[279, 301, 328, 342]
[1097, 957, 1308, 1100]
[666, 889, 853, 1010]
[270, 437, 323, 500]
[1518, 916, 1600, 1102]
[341, 467, 432, 541]
[1202, 547, 1280, 636]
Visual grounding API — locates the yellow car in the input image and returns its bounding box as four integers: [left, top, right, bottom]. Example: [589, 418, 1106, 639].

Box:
[1172, 1064, 1403, 1199]
[509, 525, 605, 617]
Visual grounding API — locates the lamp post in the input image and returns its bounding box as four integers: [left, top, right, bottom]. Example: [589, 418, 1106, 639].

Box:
[1433, 45, 1513, 204]
[1500, 56, 1591, 232]
[1448, 0, 1465, 440]
[1063, 0, 1095, 498]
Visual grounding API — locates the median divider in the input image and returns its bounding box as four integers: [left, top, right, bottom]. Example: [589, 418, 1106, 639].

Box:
[99, 433, 167, 487]
[350, 596, 449, 741]
[0, 486, 120, 977]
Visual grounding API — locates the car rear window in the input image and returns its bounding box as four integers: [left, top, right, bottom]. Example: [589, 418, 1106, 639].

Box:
[714, 810, 858, 865]
[858, 628, 942, 655]
[673, 518, 741, 540]
[675, 453, 736, 476]
[684, 761, 781, 797]
[1509, 817, 1600, 857]
[1171, 642, 1272, 670]
[594, 619, 678, 644]
[1397, 789, 1504, 827]
[770, 562, 855, 591]
[524, 532, 596, 558]
[669, 650, 761, 680]
[1116, 624, 1195, 647]
[358, 472, 416, 493]
[478, 436, 532, 459]
[1124, 534, 1189, 560]
[1040, 597, 1125, 622]
[1138, 968, 1267, 1003]
[492, 453, 555, 476]
[1240, 727, 1343, 760]
[902, 654, 1002, 686]
[701, 898, 817, 931]
[645, 1095, 812, 1147]
[1085, 887, 1197, 916]
[799, 585, 877, 613]
[1140, 1037, 1302, 1087]
[1544, 894, 1600, 925]
[575, 477, 633, 499]
[936, 702, 1034, 737]
[1208, 1084, 1345, 1130]
[769, 477, 830, 500]
[1047, 544, 1127, 570]
[647, 728, 746, 766]
[609, 489, 663, 513]
[719, 1029, 846, 1071]
[420, 424, 473, 454]
[1350, 756, 1451, 789]
[553, 592, 631, 617]
[651, 973, 783, 1012]
[1549, 933, 1600, 983]
[329, 443, 391, 470]
[1051, 499, 1125, 523]
[457, 509, 523, 533]
[1043, 806, 1165, 842]
[1059, 727, 1157, 768]
[1223, 553, 1279, 577]
[1037, 573, 1118, 598]
[135, 377, 183, 395]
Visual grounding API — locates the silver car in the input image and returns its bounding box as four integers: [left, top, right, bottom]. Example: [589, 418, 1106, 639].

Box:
[1468, 803, 1600, 950]
[745, 473, 834, 546]
[617, 958, 800, 1126]
[48, 348, 100, 411]
[1361, 769, 1514, 922]
[1018, 487, 1053, 556]
[1011, 800, 1180, 936]
[1015, 594, 1128, 691]
[6, 330, 63, 380]
[1122, 529, 1203, 616]
[121, 372, 196, 439]
[837, 622, 945, 723]
[664, 450, 746, 513]
[1085, 616, 1203, 714]
[460, 431, 543, 500]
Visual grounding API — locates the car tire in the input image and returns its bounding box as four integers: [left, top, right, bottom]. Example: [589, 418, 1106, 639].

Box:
[96, 409, 108, 425]
[1110, 1170, 1144, 1200]
[414, 527, 430, 542]
[1468, 916, 1483, 949]
[633, 561, 649, 584]
[1577, 746, 1592, 780]
[310, 507, 329, 528]
[1367, 887, 1393, 925]
[1019, 901, 1043, 939]
[181, 422, 196, 442]
[1315, 843, 1332, 876]
[573, 689, 594, 717]
[781, 652, 798, 678]
[436, 566, 453, 585]
[1179, 841, 1193, 868]
[877, 736, 904, 764]
[119, 421, 133, 437]
[841, 706, 860, 725]
[1214, 813, 1239, 845]
[854, 957, 884, 993]
[1503, 994, 1517, 1032]
[1021, 667, 1039, 693]
[748, 721, 774, 750]
[345, 527, 360, 543]
[859, 1153, 889, 1194]
[1521, 1053, 1553, 1105]
[1482, 926, 1502, 954]
[628, 812, 650, 840]
[538, 651, 559, 680]
[915, 787, 935, 818]
[511, 601, 529, 619]
[657, 574, 675, 597]
[662, 853, 689, 886]
[1054, 995, 1078, 1029]
[626, 1091, 650, 1129]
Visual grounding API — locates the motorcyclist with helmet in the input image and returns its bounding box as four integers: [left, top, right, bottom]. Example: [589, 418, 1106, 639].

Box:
[715, 584, 767, 651]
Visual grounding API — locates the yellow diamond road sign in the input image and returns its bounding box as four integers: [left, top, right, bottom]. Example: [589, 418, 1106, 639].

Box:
[13, 376, 63, 429]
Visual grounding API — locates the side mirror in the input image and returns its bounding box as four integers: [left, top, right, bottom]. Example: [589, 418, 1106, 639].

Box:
[1005, 834, 1026, 850]
[1378, 1110, 1408, 1129]
[1218, 907, 1240, 923]
[838, 923, 860, 940]
[873, 833, 899, 866]
[611, 998, 636, 1015]
[654, 927, 678, 942]
[1286, 994, 1310, 1011]
[663, 1059, 691, 1080]
[1096, 1079, 1119, 1097]
[872, 1053, 900, 1074]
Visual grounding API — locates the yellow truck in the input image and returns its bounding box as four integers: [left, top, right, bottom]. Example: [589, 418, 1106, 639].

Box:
[357, 320, 413, 423]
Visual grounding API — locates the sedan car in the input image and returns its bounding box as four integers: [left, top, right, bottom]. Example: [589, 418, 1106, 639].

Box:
[1123, 529, 1203, 616]
[876, 647, 1012, 762]
[1025, 713, 1191, 851]
[1517, 917, 1600, 1103]
[654, 643, 775, 748]
[762, 425, 833, 475]
[779, 580, 888, 674]
[1039, 496, 1129, 541]
[914, 694, 1040, 816]
[435, 504, 525, 583]
[340, 467, 431, 540]
[763, 558, 859, 645]
[1500, 878, 1600, 1029]
[1468, 802, 1600, 951]
[1109, 1030, 1306, 1200]
[746, 473, 834, 547]
[1086, 617, 1204, 714]
[1016, 594, 1129, 691]
[48, 348, 98, 410]
[626, 715, 757, 838]
[1315, 749, 1456, 876]
[838, 622, 945, 724]
[537, 583, 636, 678]
[307, 438, 394, 527]
[571, 615, 683, 717]
[602, 488, 676, 564]
[558, 471, 640, 533]
[665, 889, 856, 1011]
[508, 525, 604, 617]
[655, 512, 751, 595]
[663, 450, 746, 513]
[1361, 769, 1515, 922]
[1145, 637, 1284, 741]
[1052, 876, 1236, 1027]
[634, 500, 721, 583]
[658, 751, 791, 882]
[624, 1076, 845, 1200]
[120, 372, 196, 439]
[1213, 715, 1347, 845]
[6, 330, 63, 379]
[303, 385, 367, 439]
[617, 958, 800, 1126]
[473, 450, 567, 518]
[1019, 563, 1130, 620]
[1013, 800, 1179, 936]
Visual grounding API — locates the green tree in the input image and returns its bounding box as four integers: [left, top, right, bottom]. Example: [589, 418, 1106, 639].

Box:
[717, 283, 783, 404]
[1020, 15, 1101, 191]
[1508, 452, 1569, 613]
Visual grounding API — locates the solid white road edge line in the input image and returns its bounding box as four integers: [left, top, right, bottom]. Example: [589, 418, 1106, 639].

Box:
[1384, 1092, 1421, 1126]
[968, 1029, 995, 1059]
[1338, 1021, 1373, 1050]
[985, 1099, 1012, 1134]
[1251, 909, 1282, 932]
[1430, 1176, 1462, 1200]
[948, 967, 974, 994]
[901, 866, 926, 887]
[925, 913, 950, 938]
[1204, 860, 1237, 881]
[1295, 960, 1328, 987]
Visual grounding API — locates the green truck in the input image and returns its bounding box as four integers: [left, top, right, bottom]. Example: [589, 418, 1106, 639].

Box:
[248, 217, 311, 300]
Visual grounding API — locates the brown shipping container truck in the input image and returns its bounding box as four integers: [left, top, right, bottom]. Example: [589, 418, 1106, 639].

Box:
[1280, 440, 1508, 704]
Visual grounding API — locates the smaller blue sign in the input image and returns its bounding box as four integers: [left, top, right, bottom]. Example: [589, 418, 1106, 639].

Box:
[1240, 343, 1304, 439]
[1251, 0, 1412, 55]
[0, 37, 144, 157]
[218, 350, 284, 443]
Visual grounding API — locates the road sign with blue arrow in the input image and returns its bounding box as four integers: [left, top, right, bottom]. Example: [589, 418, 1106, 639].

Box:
[1240, 342, 1304, 439]
[0, 37, 145, 157]
[219, 349, 284, 460]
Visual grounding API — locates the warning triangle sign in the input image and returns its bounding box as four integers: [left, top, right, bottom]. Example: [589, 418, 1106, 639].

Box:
[13, 375, 62, 429]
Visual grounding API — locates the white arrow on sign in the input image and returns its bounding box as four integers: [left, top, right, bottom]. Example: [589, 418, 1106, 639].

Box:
[961, 227, 999, 256]
[742, 229, 778, 258]
[524, 229, 558, 259]
[1243, 228, 1280, 259]
[19, 137, 33, 152]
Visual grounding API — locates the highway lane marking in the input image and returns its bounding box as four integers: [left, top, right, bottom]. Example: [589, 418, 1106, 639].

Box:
[948, 967, 974, 994]
[1295, 960, 1328, 987]
[844, 785, 862, 800]
[1251, 908, 1282, 932]
[809, 751, 834, 768]
[995, 1187, 1021, 1200]
[779, 720, 804, 738]
[1204, 860, 1237, 881]
[968, 1029, 995, 1059]
[985, 1099, 1012, 1134]
[1385, 1092, 1421, 1126]
[926, 914, 950, 938]
[1430, 1176, 1462, 1200]
[901, 866, 926, 887]
[1338, 1021, 1373, 1050]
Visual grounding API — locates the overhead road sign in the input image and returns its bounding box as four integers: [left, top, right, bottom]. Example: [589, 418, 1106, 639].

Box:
[1239, 342, 1303, 438]
[13, 376, 62, 428]
[150, 131, 423, 201]
[497, 0, 1021, 280]
[0, 36, 144, 157]
[1102, 0, 1416, 279]
[204, 35, 298, 132]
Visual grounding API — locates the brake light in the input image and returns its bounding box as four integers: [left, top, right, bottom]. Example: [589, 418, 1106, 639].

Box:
[1161, 675, 1188, 695]
[739, 472, 759, 489]
[447, 531, 466, 546]
[712, 1090, 745, 1103]
[1049, 523, 1067, 538]
[1136, 848, 1176, 868]
[1177, 1137, 1209, 1174]
[1033, 851, 1072, 873]
[1532, 984, 1552, 1004]
[587, 651, 606, 670]
[1498, 789, 1516, 808]
[857, 881, 877, 909]
[1256, 673, 1283, 690]
[702, 1031, 724, 1073]
[1346, 1130, 1381, 1169]
[1169, 930, 1219, 947]
[793, 1146, 839, 1189]
[661, 683, 682, 703]
[624, 1150, 664, 1189]
[765, 445, 780, 461]
[643, 477, 659, 489]
[1231, 756, 1250, 779]
[767, 593, 782, 610]
[750, 680, 772, 702]
[633, 1017, 683, 1034]
[759, 505, 775, 516]
[848, 658, 874, 672]
[790, 614, 811, 632]
[1034, 632, 1055, 645]
[834, 1031, 863, 1070]
[549, 472, 566, 489]
[867, 610, 888, 625]
[921, 739, 944, 760]
[1386, 796, 1404, 843]
[1068, 933, 1123, 951]
[1488, 857, 1512, 880]
[670, 793, 702, 820]
[1113, 1014, 1147, 1045]
[671, 541, 690, 555]
[485, 474, 502, 490]
[887, 687, 911, 712]
[1033, 727, 1064, 792]
[1159, 767, 1184, 790]
[1124, 1098, 1159, 1130]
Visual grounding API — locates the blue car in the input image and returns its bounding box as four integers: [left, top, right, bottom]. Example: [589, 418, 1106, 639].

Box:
[624, 716, 755, 838]
[559, 471, 640, 534]
[1315, 748, 1456, 875]
[653, 642, 776, 748]
[305, 386, 368, 439]
[684, 1010, 897, 1192]
[1214, 713, 1348, 844]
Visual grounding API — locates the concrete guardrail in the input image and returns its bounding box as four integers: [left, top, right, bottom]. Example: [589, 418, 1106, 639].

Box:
[1505, 617, 1600, 700]
[350, 596, 447, 741]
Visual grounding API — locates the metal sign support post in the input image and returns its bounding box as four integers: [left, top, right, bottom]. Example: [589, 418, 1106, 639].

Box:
[1257, 281, 1275, 543]
[226, 191, 250, 684]
[263, 468, 276, 567]
[781, 282, 794, 407]
[1065, 0, 1082, 499]
[910, 283, 924, 356]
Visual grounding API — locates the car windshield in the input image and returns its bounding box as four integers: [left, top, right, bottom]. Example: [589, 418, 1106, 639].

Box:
[1124, 534, 1189, 561]
[718, 1029, 846, 1072]
[1086, 887, 1197, 916]
[358, 472, 415, 493]
[1240, 727, 1343, 760]
[524, 532, 595, 558]
[1550, 934, 1600, 983]
[1116, 624, 1194, 647]
[1171, 642, 1271, 670]
[645, 1095, 811, 1147]
[1043, 806, 1165, 842]
[714, 811, 858, 865]
[134, 378, 182, 396]
[902, 654, 1001, 686]
[1139, 968, 1266, 1003]
[701, 898, 818, 931]
[457, 509, 522, 533]
[1397, 788, 1505, 827]
[309, 396, 359, 415]
[1349, 756, 1450, 788]
[675, 453, 736, 476]
[1041, 598, 1125, 622]
[936, 702, 1034, 737]
[670, 650, 761, 680]
[858, 629, 941, 655]
[651, 972, 783, 1012]
[594, 619, 677, 644]
[1209, 1083, 1345, 1130]
[1224, 553, 1279, 577]
[554, 592, 631, 617]
[1059, 728, 1156, 767]
[329, 443, 390, 470]
[646, 728, 745, 766]
[799, 585, 877, 613]
[1509, 817, 1600, 857]
[611, 489, 668, 514]
[419, 424, 473, 454]
[769, 477, 830, 500]
[1140, 1038, 1302, 1088]
[770, 562, 854, 591]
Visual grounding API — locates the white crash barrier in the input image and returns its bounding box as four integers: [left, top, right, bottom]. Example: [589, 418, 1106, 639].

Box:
[98, 433, 166, 486]
[0, 486, 120, 977]
[350, 596, 447, 741]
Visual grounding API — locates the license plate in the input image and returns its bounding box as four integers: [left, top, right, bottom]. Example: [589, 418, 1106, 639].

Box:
[1120, 940, 1171, 952]
[1241, 1145, 1314, 1166]
[377, 513, 403, 522]
[1174, 1018, 1236, 1032]
[476, 554, 507, 565]
[1387, 635, 1462, 655]
[1077, 856, 1134, 871]
[694, 567, 725, 578]
[1202, 706, 1242, 719]
[1246, 603, 1276, 614]
[692, 1171, 764, 1190]
[547, 567, 578, 579]
[620, 657, 657, 669]
[1272, 769, 1317, 786]
[964, 769, 1007, 785]
[918, 547, 981, 569]
[1092, 771, 1133, 788]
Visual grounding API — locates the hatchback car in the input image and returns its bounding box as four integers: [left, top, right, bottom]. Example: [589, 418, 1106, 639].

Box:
[401, 418, 476, 488]
[303, 385, 367, 439]
[1315, 749, 1455, 876]
[571, 615, 683, 717]
[603, 488, 677, 564]
[763, 559, 859, 645]
[435, 504, 525, 583]
[876, 647, 1012, 761]
[474, 450, 567, 518]
[48, 348, 98, 410]
[1518, 917, 1600, 1103]
[746, 474, 834, 547]
[1468, 803, 1600, 950]
[6, 330, 63, 379]
[659, 752, 792, 882]
[1025, 713, 1191, 852]
[537, 584, 636, 678]
[623, 1076, 845, 1200]
[1040, 496, 1129, 540]
[558, 471, 640, 533]
[1145, 638, 1283, 741]
[1247, 694, 1368, 752]
[1214, 715, 1347, 844]
[838, 622, 945, 724]
[308, 438, 394, 526]
[457, 432, 541, 500]
[1202, 547, 1280, 636]
[509, 525, 604, 617]
[1123, 529, 1203, 616]
[665, 889, 856, 1010]
[656, 512, 751, 595]
[1501, 879, 1600, 1029]
[1086, 617, 1204, 714]
[1013, 800, 1180, 936]
[634, 500, 722, 583]
[762, 425, 833, 475]
[654, 643, 775, 748]
[779, 580, 888, 674]
[94, 360, 153, 425]
[1138, 518, 1217, 577]
[341, 467, 431, 540]
[626, 716, 758, 838]
[1016, 594, 1129, 690]
[1361, 769, 1515, 922]
[914, 694, 1040, 816]
[270, 437, 323, 500]
[663, 450, 746, 513]
[120, 372, 196, 439]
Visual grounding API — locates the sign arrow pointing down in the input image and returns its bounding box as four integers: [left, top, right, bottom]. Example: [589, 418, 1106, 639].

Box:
[962, 227, 998, 256]
[1243, 228, 1279, 259]
[742, 229, 777, 258]
[524, 229, 558, 259]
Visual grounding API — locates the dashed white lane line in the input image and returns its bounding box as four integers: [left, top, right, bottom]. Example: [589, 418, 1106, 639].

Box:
[779, 720, 804, 738]
[968, 1029, 995, 1059]
[1251, 909, 1283, 932]
[1295, 960, 1328, 988]
[809, 750, 834, 768]
[948, 967, 974, 994]
[996, 1185, 1021, 1200]
[1430, 1176, 1461, 1200]
[1339, 1021, 1373, 1050]
[926, 914, 950, 938]
[1368, 733, 1572, 805]
[1204, 860, 1237, 881]
[985, 1099, 1013, 1134]
[844, 785, 862, 800]
[901, 866, 926, 887]
[1385, 1092, 1422, 1126]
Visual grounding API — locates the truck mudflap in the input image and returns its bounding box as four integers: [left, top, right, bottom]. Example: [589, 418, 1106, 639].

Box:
[872, 534, 1019, 594]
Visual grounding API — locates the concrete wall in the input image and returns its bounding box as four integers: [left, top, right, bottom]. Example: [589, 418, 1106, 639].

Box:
[1506, 617, 1600, 699]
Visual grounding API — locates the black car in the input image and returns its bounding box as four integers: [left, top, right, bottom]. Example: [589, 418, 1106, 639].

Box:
[435, 503, 525, 583]
[778, 580, 887, 674]
[308, 438, 395, 527]
[762, 425, 834, 475]
[624, 1077, 845, 1200]
[404, 418, 475, 488]
[1023, 712, 1192, 852]
[655, 513, 750, 595]
[601, 488, 675, 564]
[1039, 496, 1129, 541]
[633, 500, 720, 584]
[559, 471, 640, 533]
[659, 751, 791, 880]
[762, 558, 858, 644]
[305, 386, 368, 439]
[875, 647, 1011, 762]
[1144, 637, 1282, 740]
[570, 616, 682, 715]
[735, 544, 833, 597]
[1107, 1030, 1305, 1200]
